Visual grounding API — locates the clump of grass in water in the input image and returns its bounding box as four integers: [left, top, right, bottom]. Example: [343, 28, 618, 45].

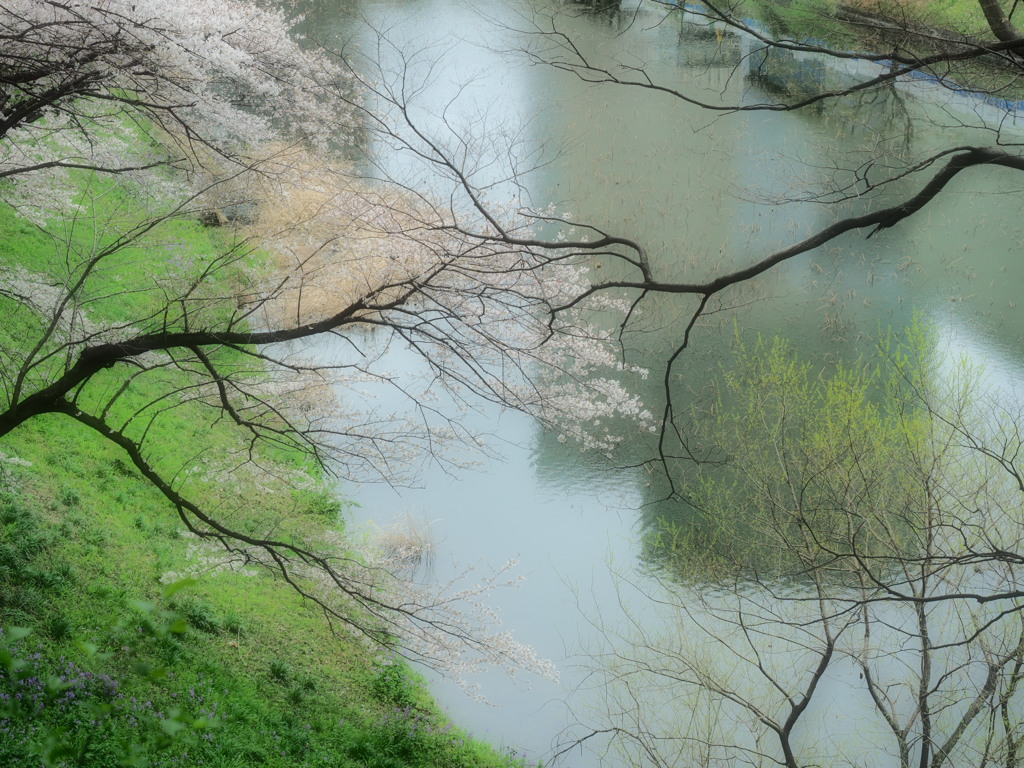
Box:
[373, 512, 437, 578]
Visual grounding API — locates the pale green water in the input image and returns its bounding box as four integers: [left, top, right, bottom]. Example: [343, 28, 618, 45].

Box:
[298, 0, 1024, 763]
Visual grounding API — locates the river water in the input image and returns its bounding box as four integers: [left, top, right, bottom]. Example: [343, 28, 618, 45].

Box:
[299, 0, 1024, 764]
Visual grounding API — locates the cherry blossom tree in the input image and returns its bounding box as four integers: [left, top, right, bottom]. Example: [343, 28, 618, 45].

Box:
[0, 0, 662, 682]
[0, 147, 661, 682]
[10, 0, 1024, 703]
[0, 0, 354, 221]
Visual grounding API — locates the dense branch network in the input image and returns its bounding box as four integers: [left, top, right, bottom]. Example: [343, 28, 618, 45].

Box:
[502, 1, 1024, 764]
[6, 0, 1024, 722]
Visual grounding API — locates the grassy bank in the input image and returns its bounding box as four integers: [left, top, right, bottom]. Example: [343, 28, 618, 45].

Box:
[743, 0, 994, 44]
[0, 176, 531, 767]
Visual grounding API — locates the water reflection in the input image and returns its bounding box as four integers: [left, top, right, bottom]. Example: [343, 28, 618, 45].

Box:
[563, 0, 626, 23]
[291, 0, 1024, 763]
[741, 43, 915, 151]
[585, 349, 1024, 766]
[676, 16, 743, 69]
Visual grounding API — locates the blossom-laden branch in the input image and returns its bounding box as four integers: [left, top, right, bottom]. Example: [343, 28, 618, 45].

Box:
[0, 136, 655, 683]
[8, 0, 1024, 697]
[0, 0, 356, 221]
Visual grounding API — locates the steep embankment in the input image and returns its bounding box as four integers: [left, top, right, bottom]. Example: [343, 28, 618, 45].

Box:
[0, 169, 529, 768]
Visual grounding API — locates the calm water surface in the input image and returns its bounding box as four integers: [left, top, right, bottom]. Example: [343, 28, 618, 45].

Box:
[300, 0, 1024, 763]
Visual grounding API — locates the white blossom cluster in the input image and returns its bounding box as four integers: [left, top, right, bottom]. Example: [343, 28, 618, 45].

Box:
[159, 531, 258, 585]
[0, 450, 30, 494]
[215, 146, 656, 471]
[0, 1, 658, 690]
[0, 0, 355, 219]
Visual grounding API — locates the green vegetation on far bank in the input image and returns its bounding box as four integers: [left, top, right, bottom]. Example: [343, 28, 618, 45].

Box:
[726, 0, 1024, 107]
[0, 178, 534, 768]
[742, 0, 994, 47]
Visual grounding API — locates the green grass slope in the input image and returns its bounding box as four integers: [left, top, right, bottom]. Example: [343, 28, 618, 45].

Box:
[0, 181, 533, 767]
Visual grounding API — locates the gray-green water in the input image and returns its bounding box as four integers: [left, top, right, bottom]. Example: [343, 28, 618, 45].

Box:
[301, 0, 1024, 763]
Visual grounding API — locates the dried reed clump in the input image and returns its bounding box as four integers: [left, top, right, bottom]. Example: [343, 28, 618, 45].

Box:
[228, 144, 445, 328]
[372, 512, 437, 578]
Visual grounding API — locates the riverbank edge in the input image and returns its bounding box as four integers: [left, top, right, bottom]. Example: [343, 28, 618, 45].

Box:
[749, 0, 991, 42]
[736, 0, 1024, 106]
[0, 159, 535, 767]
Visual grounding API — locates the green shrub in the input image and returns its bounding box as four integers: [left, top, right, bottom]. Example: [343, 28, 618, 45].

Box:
[302, 490, 349, 523]
[43, 613, 73, 640]
[370, 661, 417, 708]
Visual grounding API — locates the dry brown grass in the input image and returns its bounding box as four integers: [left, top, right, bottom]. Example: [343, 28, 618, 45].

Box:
[230, 145, 444, 327]
[372, 511, 437, 578]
